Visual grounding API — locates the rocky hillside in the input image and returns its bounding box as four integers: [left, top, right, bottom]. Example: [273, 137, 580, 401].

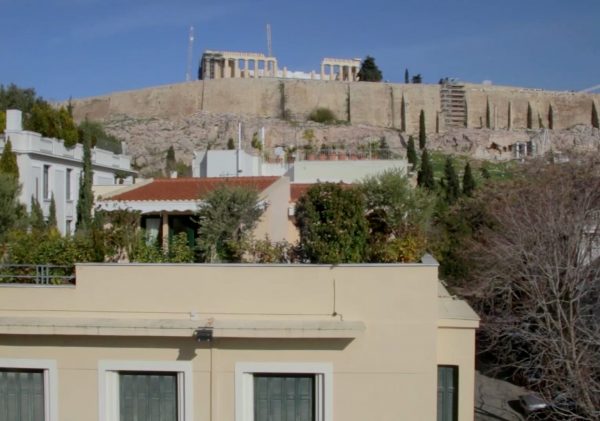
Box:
[101, 111, 600, 176]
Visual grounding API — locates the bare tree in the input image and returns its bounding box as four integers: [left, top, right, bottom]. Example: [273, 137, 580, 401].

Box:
[464, 157, 600, 420]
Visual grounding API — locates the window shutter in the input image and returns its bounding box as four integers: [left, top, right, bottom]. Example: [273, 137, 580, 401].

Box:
[0, 369, 45, 421]
[119, 372, 177, 421]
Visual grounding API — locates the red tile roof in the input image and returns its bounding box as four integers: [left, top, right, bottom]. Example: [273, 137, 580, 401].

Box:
[108, 177, 280, 202]
[290, 184, 313, 203]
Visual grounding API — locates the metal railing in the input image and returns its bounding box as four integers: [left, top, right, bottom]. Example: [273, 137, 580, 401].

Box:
[0, 264, 75, 285]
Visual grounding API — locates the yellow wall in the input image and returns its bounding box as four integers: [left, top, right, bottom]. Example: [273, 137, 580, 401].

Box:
[0, 263, 476, 421]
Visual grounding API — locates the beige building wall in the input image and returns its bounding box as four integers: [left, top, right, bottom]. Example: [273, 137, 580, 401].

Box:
[0, 263, 477, 421]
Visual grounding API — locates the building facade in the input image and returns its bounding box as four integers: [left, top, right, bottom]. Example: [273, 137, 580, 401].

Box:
[0, 259, 478, 421]
[1, 110, 135, 234]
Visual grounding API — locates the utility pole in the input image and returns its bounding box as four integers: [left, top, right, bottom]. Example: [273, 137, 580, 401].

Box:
[186, 25, 195, 81]
[266, 23, 272, 57]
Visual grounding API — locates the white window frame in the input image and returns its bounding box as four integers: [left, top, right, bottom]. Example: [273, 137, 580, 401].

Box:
[0, 358, 58, 421]
[235, 362, 333, 421]
[98, 360, 193, 421]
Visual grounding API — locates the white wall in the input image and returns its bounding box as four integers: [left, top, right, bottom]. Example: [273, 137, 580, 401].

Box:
[2, 111, 135, 235]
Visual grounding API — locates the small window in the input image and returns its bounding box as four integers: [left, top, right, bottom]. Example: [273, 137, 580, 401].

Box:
[66, 168, 72, 201]
[437, 366, 458, 421]
[99, 361, 192, 421]
[236, 363, 332, 421]
[65, 219, 72, 236]
[43, 165, 50, 200]
[0, 359, 57, 421]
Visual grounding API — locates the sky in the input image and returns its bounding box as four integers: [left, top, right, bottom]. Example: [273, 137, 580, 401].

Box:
[1, 0, 599, 101]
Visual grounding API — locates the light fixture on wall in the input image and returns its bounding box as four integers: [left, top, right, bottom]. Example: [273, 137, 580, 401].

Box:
[194, 327, 213, 342]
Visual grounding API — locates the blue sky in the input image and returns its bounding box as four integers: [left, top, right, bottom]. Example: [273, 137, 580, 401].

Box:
[1, 0, 598, 101]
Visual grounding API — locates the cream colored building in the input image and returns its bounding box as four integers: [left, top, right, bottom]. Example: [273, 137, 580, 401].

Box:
[0, 258, 478, 421]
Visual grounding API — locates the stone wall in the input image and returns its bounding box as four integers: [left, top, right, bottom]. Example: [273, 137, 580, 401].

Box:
[70, 79, 599, 135]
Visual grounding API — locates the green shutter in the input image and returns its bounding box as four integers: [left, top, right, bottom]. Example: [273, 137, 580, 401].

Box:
[119, 372, 177, 421]
[437, 366, 458, 421]
[254, 374, 314, 421]
[0, 369, 45, 421]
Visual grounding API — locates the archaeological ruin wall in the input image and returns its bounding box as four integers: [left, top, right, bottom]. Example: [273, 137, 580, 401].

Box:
[70, 79, 599, 136]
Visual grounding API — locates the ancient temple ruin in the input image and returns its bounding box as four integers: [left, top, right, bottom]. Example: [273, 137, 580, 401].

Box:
[199, 50, 360, 81]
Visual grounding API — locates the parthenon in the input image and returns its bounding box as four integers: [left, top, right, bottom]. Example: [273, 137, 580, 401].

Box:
[199, 50, 361, 82]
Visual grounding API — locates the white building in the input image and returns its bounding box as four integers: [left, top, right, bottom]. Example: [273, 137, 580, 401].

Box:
[192, 149, 408, 183]
[1, 109, 136, 235]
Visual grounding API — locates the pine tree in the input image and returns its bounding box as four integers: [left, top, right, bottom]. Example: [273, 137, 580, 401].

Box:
[404, 68, 409, 84]
[165, 146, 177, 175]
[76, 132, 93, 232]
[462, 162, 476, 197]
[357, 56, 383, 82]
[443, 157, 460, 204]
[592, 102, 599, 129]
[417, 149, 434, 190]
[418, 110, 426, 149]
[0, 138, 19, 178]
[30, 196, 46, 231]
[47, 193, 57, 230]
[548, 104, 554, 130]
[527, 103, 533, 129]
[406, 136, 418, 166]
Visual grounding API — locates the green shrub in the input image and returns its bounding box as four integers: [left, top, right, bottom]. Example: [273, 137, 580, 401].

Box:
[308, 107, 336, 124]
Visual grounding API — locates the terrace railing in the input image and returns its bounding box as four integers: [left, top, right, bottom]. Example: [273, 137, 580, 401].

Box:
[0, 264, 75, 285]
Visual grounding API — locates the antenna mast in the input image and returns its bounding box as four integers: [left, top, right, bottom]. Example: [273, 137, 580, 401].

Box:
[266, 23, 272, 57]
[186, 25, 195, 81]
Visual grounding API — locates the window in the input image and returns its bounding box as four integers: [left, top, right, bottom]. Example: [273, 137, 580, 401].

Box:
[43, 165, 50, 200]
[0, 359, 58, 421]
[437, 366, 458, 421]
[235, 363, 332, 421]
[65, 219, 72, 236]
[66, 169, 72, 201]
[99, 361, 193, 421]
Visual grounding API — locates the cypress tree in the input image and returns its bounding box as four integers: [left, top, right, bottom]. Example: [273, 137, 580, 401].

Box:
[418, 110, 426, 149]
[417, 149, 435, 190]
[404, 68, 409, 84]
[527, 103, 533, 129]
[165, 146, 177, 174]
[406, 136, 418, 167]
[507, 102, 512, 130]
[592, 102, 599, 129]
[462, 162, 476, 197]
[76, 131, 93, 232]
[400, 95, 406, 132]
[47, 193, 57, 230]
[30, 196, 46, 231]
[548, 104, 554, 130]
[227, 138, 235, 150]
[443, 157, 460, 204]
[0, 138, 19, 178]
[485, 99, 491, 129]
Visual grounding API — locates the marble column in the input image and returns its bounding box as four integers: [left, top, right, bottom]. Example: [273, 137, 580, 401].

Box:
[253, 60, 259, 78]
[223, 59, 230, 78]
[320, 64, 325, 80]
[329, 65, 334, 81]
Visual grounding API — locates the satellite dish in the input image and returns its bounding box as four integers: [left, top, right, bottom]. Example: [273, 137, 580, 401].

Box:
[274, 147, 285, 157]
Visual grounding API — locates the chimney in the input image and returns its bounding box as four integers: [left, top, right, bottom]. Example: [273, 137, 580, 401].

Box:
[6, 110, 22, 132]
